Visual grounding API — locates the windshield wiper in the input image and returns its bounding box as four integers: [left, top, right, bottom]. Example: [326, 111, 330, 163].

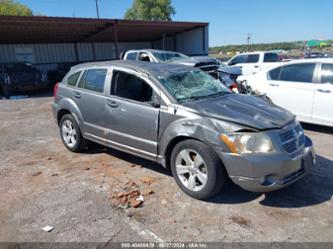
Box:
[178, 91, 229, 103]
[204, 91, 230, 99]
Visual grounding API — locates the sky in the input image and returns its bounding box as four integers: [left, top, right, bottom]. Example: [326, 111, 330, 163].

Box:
[19, 0, 333, 47]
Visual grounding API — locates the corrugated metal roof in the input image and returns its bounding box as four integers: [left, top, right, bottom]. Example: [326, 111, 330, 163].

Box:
[0, 15, 208, 44]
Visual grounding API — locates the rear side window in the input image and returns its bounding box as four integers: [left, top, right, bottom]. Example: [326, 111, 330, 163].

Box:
[279, 63, 315, 83]
[264, 53, 280, 62]
[67, 71, 81, 86]
[126, 52, 138, 60]
[111, 70, 153, 103]
[268, 67, 281, 80]
[321, 64, 333, 84]
[78, 69, 107, 93]
[246, 54, 259, 63]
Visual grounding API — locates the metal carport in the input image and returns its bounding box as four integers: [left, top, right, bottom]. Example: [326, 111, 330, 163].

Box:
[0, 15, 209, 66]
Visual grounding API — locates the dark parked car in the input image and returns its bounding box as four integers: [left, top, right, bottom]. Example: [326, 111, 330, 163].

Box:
[47, 62, 78, 87]
[0, 62, 48, 98]
[53, 60, 315, 200]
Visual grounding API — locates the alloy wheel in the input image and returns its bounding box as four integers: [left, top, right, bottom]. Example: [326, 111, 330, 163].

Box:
[175, 149, 208, 192]
[61, 119, 77, 148]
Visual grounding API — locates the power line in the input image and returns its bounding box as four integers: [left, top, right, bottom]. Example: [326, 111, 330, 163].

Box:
[95, 0, 100, 18]
[246, 33, 251, 51]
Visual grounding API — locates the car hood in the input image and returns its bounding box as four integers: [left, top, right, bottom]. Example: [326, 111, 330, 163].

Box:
[182, 94, 294, 130]
[170, 56, 218, 67]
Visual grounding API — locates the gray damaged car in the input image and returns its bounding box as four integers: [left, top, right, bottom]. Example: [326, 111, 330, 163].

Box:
[52, 60, 315, 200]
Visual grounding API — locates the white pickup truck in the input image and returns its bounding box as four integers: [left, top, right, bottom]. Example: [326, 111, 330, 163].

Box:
[226, 51, 281, 75]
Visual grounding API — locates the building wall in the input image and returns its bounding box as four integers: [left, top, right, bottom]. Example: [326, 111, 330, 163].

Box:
[152, 26, 209, 56]
[0, 42, 151, 72]
[0, 42, 151, 64]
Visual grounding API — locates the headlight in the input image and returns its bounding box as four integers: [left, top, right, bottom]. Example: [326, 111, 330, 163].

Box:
[220, 132, 273, 154]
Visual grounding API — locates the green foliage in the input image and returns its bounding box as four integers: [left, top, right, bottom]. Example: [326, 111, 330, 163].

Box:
[210, 41, 305, 53]
[0, 0, 33, 16]
[124, 0, 176, 21]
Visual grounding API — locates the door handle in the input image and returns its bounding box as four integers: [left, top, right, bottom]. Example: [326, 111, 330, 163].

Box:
[107, 101, 119, 108]
[73, 92, 81, 98]
[317, 89, 331, 93]
[269, 83, 280, 87]
[254, 65, 259, 68]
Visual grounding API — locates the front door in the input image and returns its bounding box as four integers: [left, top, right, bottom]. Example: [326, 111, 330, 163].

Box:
[104, 68, 160, 159]
[267, 63, 316, 122]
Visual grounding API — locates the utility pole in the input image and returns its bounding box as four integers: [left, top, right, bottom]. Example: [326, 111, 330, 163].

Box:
[246, 33, 251, 51]
[95, 0, 100, 19]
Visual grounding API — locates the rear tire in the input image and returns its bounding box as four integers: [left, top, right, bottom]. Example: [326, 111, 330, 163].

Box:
[60, 114, 85, 152]
[170, 139, 226, 200]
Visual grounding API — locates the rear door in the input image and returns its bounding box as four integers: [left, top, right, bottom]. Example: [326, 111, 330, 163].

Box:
[312, 63, 333, 125]
[104, 68, 160, 159]
[244, 53, 260, 75]
[73, 68, 109, 138]
[267, 63, 316, 121]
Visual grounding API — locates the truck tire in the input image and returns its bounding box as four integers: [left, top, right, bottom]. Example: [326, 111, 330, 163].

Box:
[170, 139, 226, 200]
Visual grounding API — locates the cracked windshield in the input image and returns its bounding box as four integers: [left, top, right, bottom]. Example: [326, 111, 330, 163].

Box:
[159, 70, 230, 102]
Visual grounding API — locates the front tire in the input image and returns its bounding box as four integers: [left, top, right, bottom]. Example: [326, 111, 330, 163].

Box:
[60, 114, 85, 152]
[170, 139, 226, 200]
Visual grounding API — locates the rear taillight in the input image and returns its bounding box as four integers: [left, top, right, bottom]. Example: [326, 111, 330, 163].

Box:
[54, 82, 60, 97]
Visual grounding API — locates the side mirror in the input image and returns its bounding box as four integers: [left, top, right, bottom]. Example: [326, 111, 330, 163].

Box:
[151, 93, 161, 108]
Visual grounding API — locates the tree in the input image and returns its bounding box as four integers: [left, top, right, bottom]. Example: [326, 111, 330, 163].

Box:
[125, 0, 175, 21]
[0, 0, 33, 16]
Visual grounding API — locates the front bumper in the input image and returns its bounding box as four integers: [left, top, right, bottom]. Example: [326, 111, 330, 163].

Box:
[216, 137, 315, 192]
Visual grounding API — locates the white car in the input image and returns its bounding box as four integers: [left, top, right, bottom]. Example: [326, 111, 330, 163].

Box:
[242, 58, 333, 127]
[226, 51, 281, 75]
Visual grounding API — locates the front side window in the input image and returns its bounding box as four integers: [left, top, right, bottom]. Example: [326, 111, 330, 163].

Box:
[321, 64, 333, 84]
[78, 69, 107, 93]
[158, 70, 230, 102]
[229, 55, 247, 65]
[268, 67, 281, 80]
[67, 71, 81, 86]
[246, 54, 259, 63]
[111, 70, 153, 103]
[126, 52, 138, 60]
[279, 63, 315, 83]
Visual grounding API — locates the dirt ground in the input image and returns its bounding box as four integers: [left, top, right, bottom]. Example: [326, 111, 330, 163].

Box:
[0, 96, 332, 243]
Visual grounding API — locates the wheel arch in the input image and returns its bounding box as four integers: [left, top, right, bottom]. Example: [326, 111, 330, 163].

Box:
[56, 98, 83, 127]
[163, 136, 206, 169]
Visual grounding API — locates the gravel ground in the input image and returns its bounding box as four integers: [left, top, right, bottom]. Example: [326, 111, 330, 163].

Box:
[0, 96, 332, 243]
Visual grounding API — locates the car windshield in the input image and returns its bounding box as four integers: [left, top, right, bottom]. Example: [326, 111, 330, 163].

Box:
[153, 52, 189, 62]
[158, 70, 230, 102]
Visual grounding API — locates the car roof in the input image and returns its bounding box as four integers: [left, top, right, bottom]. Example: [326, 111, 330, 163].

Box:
[260, 58, 333, 73]
[238, 51, 275, 55]
[70, 60, 195, 78]
[126, 49, 181, 54]
[280, 58, 333, 64]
